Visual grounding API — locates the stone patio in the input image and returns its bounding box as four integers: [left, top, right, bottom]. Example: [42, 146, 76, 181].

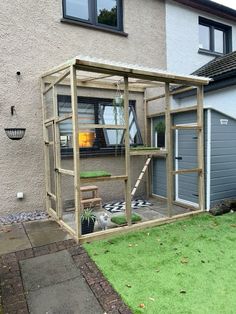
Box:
[0, 233, 131, 314]
[0, 220, 71, 256]
[0, 198, 195, 314]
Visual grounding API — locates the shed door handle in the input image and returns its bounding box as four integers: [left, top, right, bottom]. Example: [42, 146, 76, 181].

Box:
[175, 157, 182, 160]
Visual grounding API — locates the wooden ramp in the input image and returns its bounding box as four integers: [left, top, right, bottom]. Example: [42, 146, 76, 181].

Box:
[131, 157, 152, 198]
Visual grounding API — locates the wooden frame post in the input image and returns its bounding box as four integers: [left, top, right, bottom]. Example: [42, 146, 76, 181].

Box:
[41, 81, 52, 212]
[124, 76, 132, 226]
[144, 91, 150, 197]
[165, 83, 173, 217]
[197, 85, 205, 211]
[53, 86, 63, 219]
[71, 65, 82, 239]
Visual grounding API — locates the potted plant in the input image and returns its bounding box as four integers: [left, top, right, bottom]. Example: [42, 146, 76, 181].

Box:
[81, 208, 96, 235]
[154, 121, 165, 148]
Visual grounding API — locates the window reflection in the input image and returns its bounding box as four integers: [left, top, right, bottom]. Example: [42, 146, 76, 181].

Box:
[97, 0, 118, 27]
[65, 0, 89, 20]
[199, 24, 210, 50]
[214, 29, 224, 53]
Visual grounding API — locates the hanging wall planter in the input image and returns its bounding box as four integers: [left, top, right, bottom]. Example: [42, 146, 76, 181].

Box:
[4, 128, 26, 140]
[4, 106, 26, 140]
[154, 121, 165, 148]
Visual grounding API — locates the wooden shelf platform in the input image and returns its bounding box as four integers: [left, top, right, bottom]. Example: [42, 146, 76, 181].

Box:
[130, 149, 167, 156]
[81, 175, 128, 183]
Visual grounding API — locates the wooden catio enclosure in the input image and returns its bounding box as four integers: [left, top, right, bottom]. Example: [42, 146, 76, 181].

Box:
[41, 57, 210, 243]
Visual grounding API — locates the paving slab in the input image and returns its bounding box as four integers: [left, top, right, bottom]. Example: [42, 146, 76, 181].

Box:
[26, 229, 71, 247]
[0, 224, 31, 255]
[20, 250, 79, 291]
[23, 219, 60, 232]
[24, 220, 71, 247]
[134, 207, 165, 221]
[26, 276, 103, 314]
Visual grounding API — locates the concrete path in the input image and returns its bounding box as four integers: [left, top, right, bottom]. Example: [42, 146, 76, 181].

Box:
[0, 220, 131, 314]
[0, 220, 71, 255]
[20, 250, 103, 314]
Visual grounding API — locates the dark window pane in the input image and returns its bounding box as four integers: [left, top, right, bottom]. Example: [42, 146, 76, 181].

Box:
[100, 104, 142, 146]
[65, 0, 89, 20]
[199, 24, 210, 50]
[97, 0, 118, 27]
[215, 29, 224, 53]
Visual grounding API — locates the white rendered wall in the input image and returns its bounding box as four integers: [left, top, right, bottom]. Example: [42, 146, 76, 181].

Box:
[172, 86, 236, 120]
[166, 0, 236, 74]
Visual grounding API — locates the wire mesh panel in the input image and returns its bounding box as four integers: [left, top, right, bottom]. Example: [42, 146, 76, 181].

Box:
[48, 145, 56, 196]
[44, 89, 54, 120]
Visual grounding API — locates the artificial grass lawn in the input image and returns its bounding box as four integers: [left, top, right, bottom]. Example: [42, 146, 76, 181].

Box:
[80, 170, 111, 178]
[111, 213, 142, 225]
[84, 213, 236, 314]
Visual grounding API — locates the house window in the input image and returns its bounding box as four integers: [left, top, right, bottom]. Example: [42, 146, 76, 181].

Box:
[198, 17, 232, 55]
[62, 0, 123, 31]
[58, 96, 142, 156]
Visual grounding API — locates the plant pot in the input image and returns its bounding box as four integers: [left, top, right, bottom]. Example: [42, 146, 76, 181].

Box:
[157, 132, 165, 148]
[81, 220, 95, 235]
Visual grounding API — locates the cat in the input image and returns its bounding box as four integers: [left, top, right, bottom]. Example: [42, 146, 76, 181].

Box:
[98, 212, 109, 230]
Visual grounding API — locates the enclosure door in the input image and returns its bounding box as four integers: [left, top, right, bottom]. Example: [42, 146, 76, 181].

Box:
[175, 125, 198, 207]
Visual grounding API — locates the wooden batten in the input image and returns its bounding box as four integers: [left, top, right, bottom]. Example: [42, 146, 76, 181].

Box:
[56, 114, 73, 123]
[79, 74, 114, 83]
[170, 105, 198, 114]
[76, 59, 209, 86]
[44, 76, 145, 92]
[43, 69, 71, 95]
[165, 83, 173, 218]
[79, 124, 126, 130]
[81, 175, 128, 183]
[57, 168, 75, 176]
[71, 66, 82, 239]
[78, 210, 203, 244]
[53, 86, 63, 219]
[172, 124, 202, 130]
[197, 86, 205, 211]
[124, 76, 132, 226]
[173, 168, 202, 175]
[41, 60, 74, 78]
[47, 191, 56, 200]
[41, 81, 52, 212]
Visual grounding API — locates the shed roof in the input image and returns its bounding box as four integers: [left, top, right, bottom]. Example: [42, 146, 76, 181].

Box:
[193, 51, 236, 80]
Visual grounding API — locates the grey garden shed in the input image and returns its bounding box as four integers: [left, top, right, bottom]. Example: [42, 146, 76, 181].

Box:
[150, 51, 236, 210]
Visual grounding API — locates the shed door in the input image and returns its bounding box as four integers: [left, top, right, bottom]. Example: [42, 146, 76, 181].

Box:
[175, 126, 198, 207]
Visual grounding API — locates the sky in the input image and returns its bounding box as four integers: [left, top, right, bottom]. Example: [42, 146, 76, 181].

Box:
[211, 0, 236, 10]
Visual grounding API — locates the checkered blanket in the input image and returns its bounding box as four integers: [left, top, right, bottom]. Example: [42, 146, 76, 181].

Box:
[103, 199, 152, 213]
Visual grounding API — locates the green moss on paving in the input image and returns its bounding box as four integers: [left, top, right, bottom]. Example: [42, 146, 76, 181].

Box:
[111, 213, 142, 225]
[80, 171, 111, 178]
[84, 213, 236, 314]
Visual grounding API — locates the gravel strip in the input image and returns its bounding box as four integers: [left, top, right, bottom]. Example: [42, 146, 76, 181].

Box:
[0, 210, 48, 225]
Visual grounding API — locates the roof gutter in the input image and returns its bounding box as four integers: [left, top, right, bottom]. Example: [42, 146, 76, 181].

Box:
[172, 0, 236, 22]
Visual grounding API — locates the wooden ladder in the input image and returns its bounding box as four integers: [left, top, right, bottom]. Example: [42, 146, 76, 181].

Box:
[131, 156, 152, 198]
